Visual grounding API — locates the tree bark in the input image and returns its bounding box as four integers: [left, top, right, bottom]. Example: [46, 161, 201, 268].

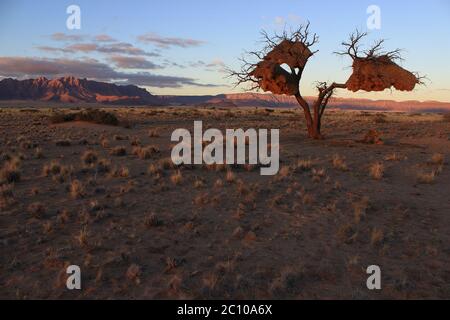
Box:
[295, 83, 347, 140]
[295, 93, 323, 139]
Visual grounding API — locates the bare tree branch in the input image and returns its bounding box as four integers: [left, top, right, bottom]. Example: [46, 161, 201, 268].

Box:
[335, 30, 368, 59]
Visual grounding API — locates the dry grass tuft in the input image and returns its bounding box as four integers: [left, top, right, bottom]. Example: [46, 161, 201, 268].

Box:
[160, 158, 175, 170]
[110, 146, 127, 156]
[126, 264, 141, 284]
[353, 196, 370, 224]
[132, 146, 159, 159]
[369, 162, 384, 180]
[194, 178, 205, 189]
[332, 154, 348, 171]
[417, 171, 436, 184]
[147, 163, 162, 176]
[50, 109, 119, 126]
[70, 180, 85, 199]
[0, 160, 21, 184]
[430, 153, 444, 165]
[81, 150, 98, 166]
[295, 159, 313, 172]
[278, 166, 291, 178]
[144, 213, 163, 228]
[76, 227, 89, 247]
[370, 228, 384, 246]
[148, 129, 160, 138]
[225, 170, 236, 183]
[170, 170, 183, 185]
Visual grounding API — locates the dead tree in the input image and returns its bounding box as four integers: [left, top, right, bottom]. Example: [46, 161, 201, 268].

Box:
[228, 24, 422, 139]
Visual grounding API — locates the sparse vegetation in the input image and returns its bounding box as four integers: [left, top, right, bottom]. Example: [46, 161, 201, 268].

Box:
[332, 154, 348, 171]
[0, 160, 21, 184]
[430, 153, 444, 165]
[81, 150, 98, 166]
[70, 180, 85, 199]
[50, 109, 119, 126]
[417, 171, 436, 184]
[170, 170, 183, 185]
[369, 162, 384, 180]
[1, 106, 449, 300]
[110, 146, 127, 156]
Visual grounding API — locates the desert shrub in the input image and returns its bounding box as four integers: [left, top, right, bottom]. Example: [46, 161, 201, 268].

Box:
[50, 109, 119, 126]
[81, 150, 98, 166]
[110, 146, 127, 156]
[417, 171, 436, 184]
[0, 160, 20, 184]
[70, 180, 85, 199]
[49, 113, 76, 124]
[430, 153, 444, 165]
[132, 146, 159, 159]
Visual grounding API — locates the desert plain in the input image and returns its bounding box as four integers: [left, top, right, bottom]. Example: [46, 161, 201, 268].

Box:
[0, 104, 449, 299]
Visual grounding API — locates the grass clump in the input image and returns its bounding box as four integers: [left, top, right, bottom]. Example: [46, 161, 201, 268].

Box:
[50, 109, 119, 126]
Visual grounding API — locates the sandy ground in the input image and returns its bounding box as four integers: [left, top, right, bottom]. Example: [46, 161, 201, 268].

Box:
[0, 106, 449, 299]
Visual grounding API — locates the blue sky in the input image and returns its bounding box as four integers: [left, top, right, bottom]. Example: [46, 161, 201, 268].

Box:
[0, 0, 449, 101]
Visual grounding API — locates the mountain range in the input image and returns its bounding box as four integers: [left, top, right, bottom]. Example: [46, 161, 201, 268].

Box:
[0, 76, 160, 105]
[1, 77, 450, 113]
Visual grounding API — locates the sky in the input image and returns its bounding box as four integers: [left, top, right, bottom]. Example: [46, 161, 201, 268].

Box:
[0, 0, 449, 102]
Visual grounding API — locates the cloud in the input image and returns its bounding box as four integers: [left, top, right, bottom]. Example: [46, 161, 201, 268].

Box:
[35, 46, 71, 53]
[0, 56, 220, 88]
[50, 32, 86, 42]
[138, 33, 206, 48]
[109, 55, 160, 69]
[37, 42, 159, 57]
[94, 34, 116, 42]
[66, 43, 99, 52]
[186, 59, 227, 73]
[97, 42, 159, 56]
[189, 60, 206, 68]
[206, 59, 226, 68]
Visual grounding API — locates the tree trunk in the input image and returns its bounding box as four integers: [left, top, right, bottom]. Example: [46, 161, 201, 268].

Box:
[295, 94, 323, 140]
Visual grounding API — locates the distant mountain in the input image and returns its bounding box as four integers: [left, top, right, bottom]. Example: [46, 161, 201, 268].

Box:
[163, 93, 450, 113]
[1, 77, 449, 113]
[0, 76, 162, 105]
